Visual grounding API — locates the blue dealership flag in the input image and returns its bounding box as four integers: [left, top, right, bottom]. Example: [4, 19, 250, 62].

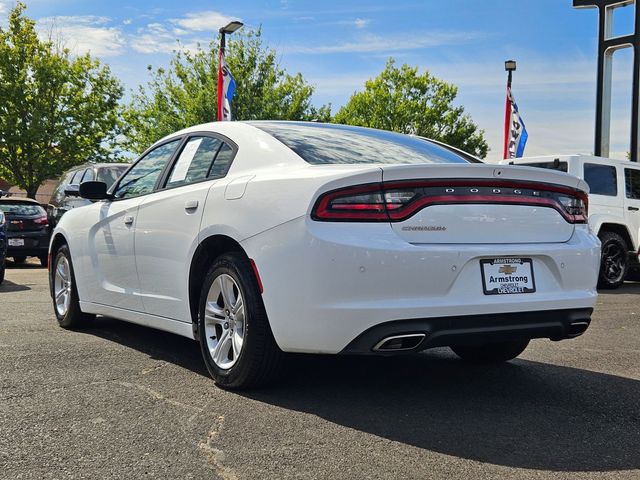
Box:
[503, 87, 528, 159]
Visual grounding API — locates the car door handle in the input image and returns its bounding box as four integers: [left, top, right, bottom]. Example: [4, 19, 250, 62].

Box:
[184, 200, 199, 212]
[628, 206, 639, 211]
[124, 215, 134, 225]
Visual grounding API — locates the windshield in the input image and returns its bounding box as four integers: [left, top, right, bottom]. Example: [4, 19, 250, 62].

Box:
[250, 122, 470, 165]
[97, 165, 129, 189]
[0, 202, 45, 216]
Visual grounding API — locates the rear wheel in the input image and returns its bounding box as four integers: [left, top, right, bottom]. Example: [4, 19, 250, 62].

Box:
[598, 231, 628, 289]
[13, 256, 26, 264]
[451, 339, 529, 363]
[51, 245, 94, 328]
[198, 252, 283, 389]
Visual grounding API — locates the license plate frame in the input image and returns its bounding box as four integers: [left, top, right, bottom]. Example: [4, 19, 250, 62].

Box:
[480, 258, 536, 295]
[8, 238, 24, 247]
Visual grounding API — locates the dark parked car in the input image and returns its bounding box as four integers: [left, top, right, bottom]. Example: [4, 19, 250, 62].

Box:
[0, 208, 6, 283]
[0, 197, 50, 266]
[49, 163, 129, 225]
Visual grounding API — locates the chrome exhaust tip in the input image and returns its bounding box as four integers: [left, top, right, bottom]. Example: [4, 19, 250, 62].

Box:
[373, 333, 426, 352]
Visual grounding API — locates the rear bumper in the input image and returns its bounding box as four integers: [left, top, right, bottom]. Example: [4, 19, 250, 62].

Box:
[341, 308, 593, 354]
[6, 232, 49, 257]
[242, 218, 600, 354]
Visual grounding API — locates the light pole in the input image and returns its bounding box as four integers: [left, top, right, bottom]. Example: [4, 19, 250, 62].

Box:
[505, 59, 516, 89]
[217, 21, 243, 121]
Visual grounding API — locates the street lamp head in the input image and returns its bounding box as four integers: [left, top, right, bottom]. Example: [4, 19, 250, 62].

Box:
[220, 21, 244, 34]
[505, 60, 517, 72]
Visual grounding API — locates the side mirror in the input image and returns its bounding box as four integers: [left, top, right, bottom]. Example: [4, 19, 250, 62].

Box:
[64, 184, 80, 197]
[79, 181, 110, 200]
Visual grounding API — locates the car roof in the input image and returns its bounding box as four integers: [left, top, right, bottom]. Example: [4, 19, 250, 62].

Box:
[506, 154, 640, 169]
[0, 197, 41, 204]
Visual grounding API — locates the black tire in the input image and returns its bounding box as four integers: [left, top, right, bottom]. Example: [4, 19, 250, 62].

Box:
[39, 255, 48, 268]
[198, 252, 283, 389]
[598, 231, 628, 289]
[451, 339, 529, 363]
[12, 256, 26, 264]
[51, 245, 94, 329]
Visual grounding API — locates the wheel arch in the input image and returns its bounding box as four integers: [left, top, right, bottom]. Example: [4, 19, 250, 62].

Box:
[188, 234, 249, 332]
[597, 223, 634, 251]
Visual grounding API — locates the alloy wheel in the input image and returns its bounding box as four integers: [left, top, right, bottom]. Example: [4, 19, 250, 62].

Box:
[204, 273, 246, 370]
[54, 255, 72, 316]
[602, 242, 625, 283]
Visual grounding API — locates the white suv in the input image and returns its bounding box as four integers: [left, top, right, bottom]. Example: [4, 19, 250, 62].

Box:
[506, 155, 640, 289]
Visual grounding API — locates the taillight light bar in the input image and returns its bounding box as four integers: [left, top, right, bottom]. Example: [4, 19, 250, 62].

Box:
[311, 179, 588, 224]
[34, 215, 49, 226]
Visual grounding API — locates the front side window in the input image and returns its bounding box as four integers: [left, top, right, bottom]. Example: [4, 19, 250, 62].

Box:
[585, 163, 617, 196]
[97, 165, 129, 189]
[625, 168, 640, 199]
[166, 136, 224, 188]
[114, 139, 180, 199]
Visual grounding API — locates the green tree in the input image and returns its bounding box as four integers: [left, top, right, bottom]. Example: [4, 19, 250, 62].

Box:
[0, 2, 124, 198]
[334, 59, 489, 158]
[122, 29, 331, 154]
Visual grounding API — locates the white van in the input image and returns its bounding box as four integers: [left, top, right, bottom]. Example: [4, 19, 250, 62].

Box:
[505, 155, 640, 289]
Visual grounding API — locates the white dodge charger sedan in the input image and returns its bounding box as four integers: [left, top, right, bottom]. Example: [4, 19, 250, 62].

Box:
[49, 121, 600, 388]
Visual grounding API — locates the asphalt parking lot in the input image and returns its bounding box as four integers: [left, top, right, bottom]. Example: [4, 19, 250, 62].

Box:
[1, 261, 639, 480]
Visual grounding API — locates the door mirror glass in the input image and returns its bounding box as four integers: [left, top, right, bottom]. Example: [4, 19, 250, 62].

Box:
[79, 181, 109, 200]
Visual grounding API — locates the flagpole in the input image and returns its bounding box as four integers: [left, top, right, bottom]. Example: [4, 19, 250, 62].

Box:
[217, 21, 244, 122]
[217, 31, 226, 122]
[503, 60, 517, 160]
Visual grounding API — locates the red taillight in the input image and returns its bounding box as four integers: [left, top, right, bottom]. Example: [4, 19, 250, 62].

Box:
[34, 215, 48, 226]
[311, 180, 588, 224]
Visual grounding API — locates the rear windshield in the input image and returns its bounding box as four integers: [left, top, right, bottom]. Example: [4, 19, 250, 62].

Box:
[251, 122, 471, 165]
[519, 161, 568, 172]
[0, 202, 45, 216]
[97, 165, 129, 189]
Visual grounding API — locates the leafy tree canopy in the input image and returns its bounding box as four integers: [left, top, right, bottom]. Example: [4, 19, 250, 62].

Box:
[334, 59, 489, 158]
[0, 2, 124, 198]
[122, 30, 331, 154]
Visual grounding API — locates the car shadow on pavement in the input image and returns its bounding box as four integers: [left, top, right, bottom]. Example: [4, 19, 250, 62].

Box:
[82, 316, 209, 377]
[245, 351, 640, 473]
[598, 282, 640, 295]
[81, 318, 640, 473]
[0, 279, 31, 293]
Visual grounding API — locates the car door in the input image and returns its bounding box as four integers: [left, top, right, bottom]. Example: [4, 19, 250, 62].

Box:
[86, 138, 182, 311]
[134, 134, 236, 321]
[624, 166, 640, 250]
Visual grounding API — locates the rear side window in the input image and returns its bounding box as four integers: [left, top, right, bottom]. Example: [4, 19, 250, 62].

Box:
[114, 139, 181, 199]
[69, 170, 83, 184]
[81, 168, 94, 182]
[165, 136, 234, 188]
[520, 161, 568, 172]
[585, 163, 617, 196]
[625, 168, 640, 199]
[251, 122, 470, 165]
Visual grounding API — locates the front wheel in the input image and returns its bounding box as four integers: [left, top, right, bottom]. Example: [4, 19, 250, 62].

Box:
[198, 253, 283, 389]
[51, 245, 94, 328]
[597, 231, 628, 289]
[450, 339, 529, 363]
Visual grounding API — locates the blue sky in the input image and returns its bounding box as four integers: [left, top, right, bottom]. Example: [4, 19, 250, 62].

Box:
[2, 0, 637, 161]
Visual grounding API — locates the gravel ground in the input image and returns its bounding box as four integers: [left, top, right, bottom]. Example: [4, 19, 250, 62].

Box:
[1, 259, 639, 479]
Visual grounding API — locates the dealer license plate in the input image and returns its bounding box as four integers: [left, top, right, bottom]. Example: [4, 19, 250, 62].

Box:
[480, 258, 536, 295]
[8, 238, 24, 247]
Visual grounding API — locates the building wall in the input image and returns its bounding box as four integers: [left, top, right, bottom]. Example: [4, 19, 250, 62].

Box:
[0, 178, 58, 204]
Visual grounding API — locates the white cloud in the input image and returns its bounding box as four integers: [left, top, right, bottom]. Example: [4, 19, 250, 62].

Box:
[170, 11, 237, 32]
[38, 16, 125, 57]
[354, 18, 369, 29]
[130, 22, 205, 55]
[287, 31, 485, 54]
